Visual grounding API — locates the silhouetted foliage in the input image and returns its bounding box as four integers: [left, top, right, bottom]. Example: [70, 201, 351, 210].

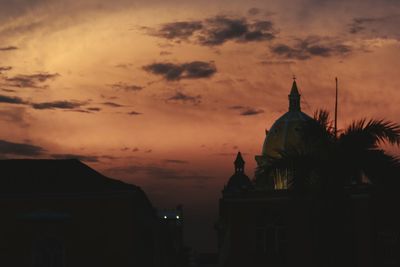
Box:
[267, 109, 400, 193]
[262, 110, 400, 267]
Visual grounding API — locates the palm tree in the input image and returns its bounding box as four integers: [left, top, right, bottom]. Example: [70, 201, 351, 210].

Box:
[266, 109, 400, 193]
[264, 110, 400, 266]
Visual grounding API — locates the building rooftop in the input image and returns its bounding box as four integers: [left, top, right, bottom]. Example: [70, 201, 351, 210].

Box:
[0, 159, 139, 195]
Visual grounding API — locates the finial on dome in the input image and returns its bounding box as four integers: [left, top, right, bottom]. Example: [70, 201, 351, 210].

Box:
[234, 151, 245, 174]
[289, 78, 301, 111]
[290, 78, 300, 96]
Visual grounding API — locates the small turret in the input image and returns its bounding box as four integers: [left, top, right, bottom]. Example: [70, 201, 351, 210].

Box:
[223, 152, 253, 196]
[234, 152, 245, 174]
[288, 77, 301, 112]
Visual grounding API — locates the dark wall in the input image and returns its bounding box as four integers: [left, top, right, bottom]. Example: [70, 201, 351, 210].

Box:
[0, 192, 157, 267]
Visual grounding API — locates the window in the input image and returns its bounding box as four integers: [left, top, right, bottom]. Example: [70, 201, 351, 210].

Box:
[273, 169, 290, 190]
[255, 215, 287, 264]
[377, 231, 398, 266]
[32, 237, 65, 267]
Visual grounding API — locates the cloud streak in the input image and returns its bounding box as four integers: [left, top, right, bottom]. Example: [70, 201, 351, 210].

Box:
[4, 73, 59, 88]
[0, 94, 27, 105]
[0, 139, 45, 156]
[0, 46, 18, 51]
[32, 100, 86, 110]
[228, 105, 264, 116]
[101, 102, 124, 107]
[149, 15, 276, 46]
[240, 108, 264, 116]
[110, 82, 143, 92]
[127, 111, 142, 115]
[167, 92, 201, 105]
[143, 61, 216, 81]
[271, 36, 351, 60]
[0, 66, 12, 73]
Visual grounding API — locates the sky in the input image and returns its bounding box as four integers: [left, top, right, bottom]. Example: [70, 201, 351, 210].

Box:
[1, 0, 400, 251]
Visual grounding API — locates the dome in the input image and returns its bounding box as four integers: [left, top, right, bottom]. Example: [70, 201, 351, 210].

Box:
[223, 152, 253, 196]
[262, 109, 312, 158]
[261, 80, 312, 159]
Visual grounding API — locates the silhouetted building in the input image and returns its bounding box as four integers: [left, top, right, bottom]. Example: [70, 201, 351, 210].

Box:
[0, 159, 177, 267]
[157, 206, 189, 267]
[217, 80, 400, 267]
[222, 152, 253, 197]
[192, 252, 218, 267]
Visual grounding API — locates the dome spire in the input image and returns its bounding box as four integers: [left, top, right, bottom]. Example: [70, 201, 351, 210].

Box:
[234, 151, 245, 174]
[289, 76, 301, 112]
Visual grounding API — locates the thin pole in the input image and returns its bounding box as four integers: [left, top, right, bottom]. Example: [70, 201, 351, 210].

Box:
[334, 77, 338, 138]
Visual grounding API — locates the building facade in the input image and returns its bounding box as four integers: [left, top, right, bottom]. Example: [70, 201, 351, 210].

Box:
[217, 80, 400, 267]
[0, 159, 180, 267]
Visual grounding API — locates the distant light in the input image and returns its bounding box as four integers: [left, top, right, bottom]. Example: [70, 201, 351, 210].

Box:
[176, 215, 180, 219]
[164, 216, 167, 219]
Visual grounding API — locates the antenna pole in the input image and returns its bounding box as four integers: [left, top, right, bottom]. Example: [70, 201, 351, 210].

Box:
[334, 77, 338, 138]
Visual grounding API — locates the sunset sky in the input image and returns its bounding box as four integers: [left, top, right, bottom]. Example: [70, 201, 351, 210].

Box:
[1, 0, 400, 250]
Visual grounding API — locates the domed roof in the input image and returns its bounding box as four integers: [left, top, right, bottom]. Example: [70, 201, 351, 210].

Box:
[261, 80, 312, 159]
[223, 152, 253, 196]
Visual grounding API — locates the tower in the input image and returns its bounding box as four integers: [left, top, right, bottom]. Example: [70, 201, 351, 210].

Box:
[234, 152, 245, 174]
[222, 152, 253, 196]
[288, 78, 301, 112]
[255, 79, 312, 189]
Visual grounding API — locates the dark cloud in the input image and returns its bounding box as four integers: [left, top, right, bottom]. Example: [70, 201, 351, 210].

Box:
[349, 17, 380, 34]
[271, 36, 352, 60]
[132, 147, 139, 152]
[64, 109, 92, 114]
[0, 139, 45, 156]
[167, 92, 201, 105]
[240, 107, 264, 116]
[101, 102, 124, 107]
[348, 15, 400, 37]
[127, 111, 142, 115]
[32, 100, 85, 110]
[110, 82, 143, 92]
[1, 88, 16, 93]
[153, 21, 203, 40]
[4, 73, 59, 88]
[50, 154, 99, 162]
[0, 46, 18, 51]
[150, 16, 276, 46]
[143, 61, 216, 81]
[260, 60, 296, 65]
[87, 107, 101, 112]
[164, 159, 189, 164]
[0, 66, 12, 73]
[0, 94, 27, 105]
[199, 16, 276, 45]
[228, 105, 264, 116]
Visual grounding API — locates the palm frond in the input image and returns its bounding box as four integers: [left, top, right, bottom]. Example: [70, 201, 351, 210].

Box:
[360, 149, 400, 186]
[313, 109, 334, 135]
[341, 119, 400, 149]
